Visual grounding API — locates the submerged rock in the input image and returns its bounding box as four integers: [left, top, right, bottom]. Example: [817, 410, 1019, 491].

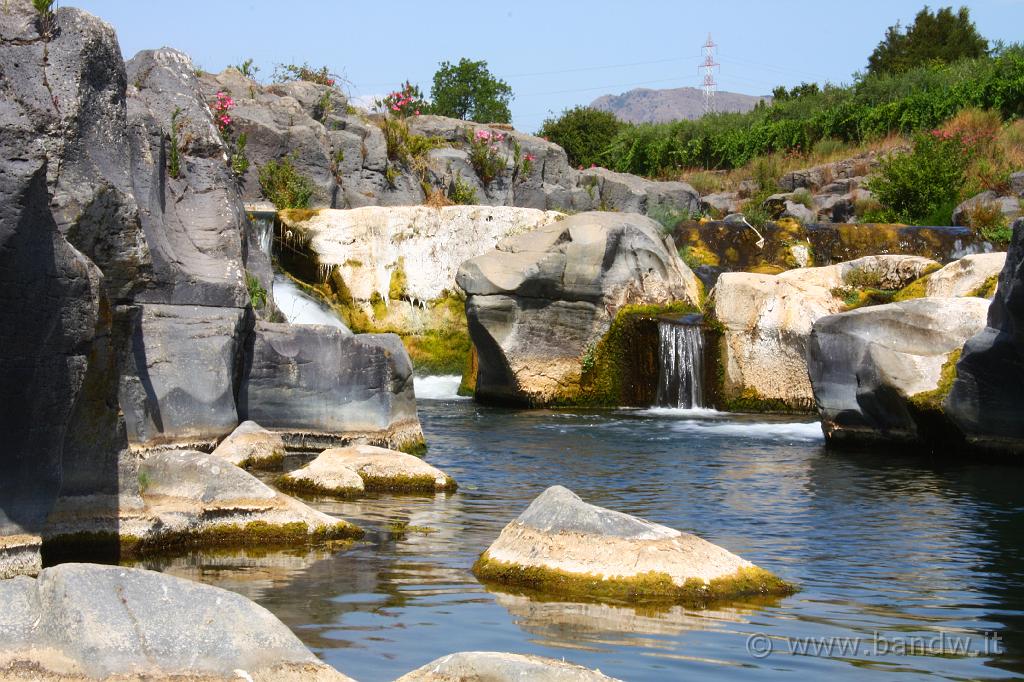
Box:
[473, 486, 792, 604]
[808, 297, 990, 448]
[458, 212, 701, 405]
[947, 218, 1024, 455]
[213, 420, 287, 469]
[395, 651, 620, 682]
[0, 563, 353, 681]
[279, 445, 455, 495]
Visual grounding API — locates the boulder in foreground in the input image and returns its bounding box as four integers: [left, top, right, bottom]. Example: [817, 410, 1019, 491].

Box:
[279, 445, 456, 495]
[396, 651, 620, 682]
[212, 420, 286, 469]
[473, 486, 792, 604]
[0, 563, 352, 681]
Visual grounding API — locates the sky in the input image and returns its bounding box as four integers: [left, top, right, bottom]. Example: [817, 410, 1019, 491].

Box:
[73, 1, 1022, 132]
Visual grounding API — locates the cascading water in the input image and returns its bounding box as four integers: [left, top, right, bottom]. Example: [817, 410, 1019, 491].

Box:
[272, 274, 351, 333]
[250, 212, 275, 258]
[655, 315, 706, 409]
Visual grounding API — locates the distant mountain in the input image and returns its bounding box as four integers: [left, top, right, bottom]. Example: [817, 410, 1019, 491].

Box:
[590, 87, 768, 124]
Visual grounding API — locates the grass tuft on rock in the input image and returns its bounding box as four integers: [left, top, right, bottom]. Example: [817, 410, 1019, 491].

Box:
[359, 473, 457, 494]
[472, 552, 795, 606]
[273, 475, 362, 498]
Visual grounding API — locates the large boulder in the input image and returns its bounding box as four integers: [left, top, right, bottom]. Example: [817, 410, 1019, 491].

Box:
[808, 297, 990, 447]
[712, 255, 938, 411]
[457, 212, 700, 405]
[241, 323, 422, 451]
[212, 420, 287, 468]
[473, 486, 793, 604]
[923, 252, 1006, 298]
[0, 563, 353, 681]
[947, 218, 1024, 454]
[396, 651, 620, 682]
[278, 444, 455, 496]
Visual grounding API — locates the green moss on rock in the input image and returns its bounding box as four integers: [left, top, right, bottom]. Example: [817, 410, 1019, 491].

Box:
[909, 350, 961, 415]
[968, 274, 999, 299]
[472, 552, 795, 606]
[359, 473, 457, 494]
[273, 475, 362, 498]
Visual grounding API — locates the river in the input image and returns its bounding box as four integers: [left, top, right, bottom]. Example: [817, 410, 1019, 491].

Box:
[137, 377, 1024, 681]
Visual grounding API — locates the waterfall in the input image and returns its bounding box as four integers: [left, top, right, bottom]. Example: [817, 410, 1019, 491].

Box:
[250, 212, 275, 258]
[272, 274, 351, 334]
[656, 315, 706, 409]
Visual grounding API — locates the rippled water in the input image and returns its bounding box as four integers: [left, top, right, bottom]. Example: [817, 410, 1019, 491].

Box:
[141, 390, 1024, 681]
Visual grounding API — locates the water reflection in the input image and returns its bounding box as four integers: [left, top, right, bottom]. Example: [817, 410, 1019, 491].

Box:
[151, 401, 1024, 681]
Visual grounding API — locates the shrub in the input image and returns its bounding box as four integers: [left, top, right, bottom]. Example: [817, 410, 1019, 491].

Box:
[791, 188, 814, 210]
[273, 62, 337, 87]
[377, 81, 428, 118]
[966, 201, 1012, 243]
[450, 172, 478, 204]
[258, 156, 314, 209]
[467, 128, 507, 185]
[32, 0, 56, 34]
[167, 107, 183, 179]
[684, 170, 723, 195]
[866, 132, 969, 224]
[537, 106, 624, 169]
[231, 58, 259, 79]
[811, 137, 846, 158]
[751, 155, 781, 191]
[246, 272, 267, 309]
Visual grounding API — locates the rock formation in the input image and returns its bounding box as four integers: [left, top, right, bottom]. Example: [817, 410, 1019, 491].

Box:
[808, 297, 990, 446]
[278, 444, 456, 496]
[0, 563, 353, 681]
[947, 218, 1024, 455]
[396, 651, 621, 682]
[473, 486, 793, 604]
[457, 212, 701, 405]
[212, 420, 287, 468]
[712, 255, 939, 411]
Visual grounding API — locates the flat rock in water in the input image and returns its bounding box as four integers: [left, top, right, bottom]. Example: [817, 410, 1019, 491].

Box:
[213, 420, 286, 468]
[0, 563, 353, 681]
[474, 486, 791, 603]
[277, 453, 366, 497]
[395, 651, 621, 681]
[300, 445, 456, 494]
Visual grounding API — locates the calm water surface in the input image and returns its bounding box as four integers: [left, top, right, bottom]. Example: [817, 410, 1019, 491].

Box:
[140, 379, 1024, 681]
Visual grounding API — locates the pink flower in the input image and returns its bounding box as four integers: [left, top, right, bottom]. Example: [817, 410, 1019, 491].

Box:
[414, 110, 420, 115]
[524, 153, 536, 162]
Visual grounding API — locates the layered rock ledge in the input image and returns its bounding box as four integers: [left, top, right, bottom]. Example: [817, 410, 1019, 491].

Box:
[473, 486, 793, 604]
[0, 563, 353, 681]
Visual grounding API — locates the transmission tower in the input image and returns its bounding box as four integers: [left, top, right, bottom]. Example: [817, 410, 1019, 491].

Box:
[700, 33, 719, 116]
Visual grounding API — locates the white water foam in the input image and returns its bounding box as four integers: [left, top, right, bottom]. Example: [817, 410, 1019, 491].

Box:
[273, 275, 351, 333]
[415, 375, 469, 401]
[668, 419, 824, 441]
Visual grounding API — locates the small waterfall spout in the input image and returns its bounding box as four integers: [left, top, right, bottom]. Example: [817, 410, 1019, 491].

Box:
[656, 314, 706, 408]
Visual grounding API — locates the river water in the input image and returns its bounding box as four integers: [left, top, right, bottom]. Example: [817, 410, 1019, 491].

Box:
[141, 378, 1024, 681]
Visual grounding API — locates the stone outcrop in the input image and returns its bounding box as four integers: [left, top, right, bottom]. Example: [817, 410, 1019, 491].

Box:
[277, 444, 455, 496]
[947, 218, 1024, 455]
[952, 190, 1022, 228]
[0, 563, 353, 681]
[212, 420, 287, 468]
[473, 486, 792, 604]
[242, 323, 422, 451]
[395, 651, 620, 682]
[458, 212, 700, 405]
[922, 253, 1006, 298]
[712, 255, 939, 411]
[807, 297, 990, 447]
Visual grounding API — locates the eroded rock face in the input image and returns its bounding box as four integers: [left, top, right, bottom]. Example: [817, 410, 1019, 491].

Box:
[808, 297, 990, 447]
[473, 486, 791, 603]
[278, 444, 454, 496]
[924, 253, 1006, 298]
[0, 563, 353, 681]
[712, 255, 939, 411]
[395, 651, 621, 682]
[212, 420, 286, 468]
[457, 212, 700, 405]
[242, 323, 422, 451]
[947, 218, 1024, 454]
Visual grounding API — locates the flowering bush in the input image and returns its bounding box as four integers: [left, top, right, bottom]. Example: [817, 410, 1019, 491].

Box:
[210, 91, 248, 178]
[212, 91, 235, 132]
[378, 81, 428, 119]
[468, 128, 507, 185]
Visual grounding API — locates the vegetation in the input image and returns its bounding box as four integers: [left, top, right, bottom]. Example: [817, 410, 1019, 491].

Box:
[867, 6, 988, 76]
[450, 172, 478, 204]
[467, 128, 508, 185]
[430, 58, 513, 123]
[538, 106, 625, 168]
[231, 58, 259, 79]
[377, 81, 429, 118]
[258, 156, 314, 209]
[167, 107, 183, 179]
[866, 132, 967, 224]
[909, 350, 962, 413]
[245, 271, 267, 309]
[273, 62, 337, 87]
[32, 0, 56, 35]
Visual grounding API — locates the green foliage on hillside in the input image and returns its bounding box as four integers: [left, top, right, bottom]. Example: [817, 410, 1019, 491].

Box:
[867, 6, 988, 76]
[586, 47, 1023, 177]
[430, 58, 513, 124]
[258, 156, 314, 209]
[538, 106, 626, 169]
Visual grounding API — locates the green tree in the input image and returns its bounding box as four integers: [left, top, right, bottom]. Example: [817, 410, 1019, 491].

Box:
[430, 58, 513, 123]
[866, 132, 969, 224]
[867, 6, 988, 75]
[538, 106, 624, 168]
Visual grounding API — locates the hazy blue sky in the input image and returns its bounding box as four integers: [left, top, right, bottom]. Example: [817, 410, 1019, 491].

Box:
[73, 1, 1022, 132]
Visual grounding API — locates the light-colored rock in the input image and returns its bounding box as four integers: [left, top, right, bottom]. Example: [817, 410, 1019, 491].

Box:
[395, 651, 620, 682]
[0, 563, 353, 681]
[286, 444, 455, 493]
[213, 420, 287, 468]
[474, 486, 791, 603]
[711, 255, 939, 410]
[808, 297, 990, 446]
[0, 536, 42, 580]
[286, 205, 564, 304]
[458, 211, 701, 405]
[924, 252, 1006, 298]
[952, 190, 1022, 226]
